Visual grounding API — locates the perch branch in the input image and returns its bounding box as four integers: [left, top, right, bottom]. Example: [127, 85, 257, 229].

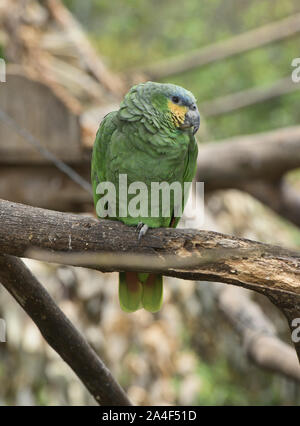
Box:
[0, 199, 299, 298]
[0, 198, 299, 362]
[0, 253, 131, 406]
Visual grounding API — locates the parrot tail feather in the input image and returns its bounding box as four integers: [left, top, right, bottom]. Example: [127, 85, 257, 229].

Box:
[141, 273, 163, 313]
[119, 272, 143, 313]
[118, 272, 163, 313]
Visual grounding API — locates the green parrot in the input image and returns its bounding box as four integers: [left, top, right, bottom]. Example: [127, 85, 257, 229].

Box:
[91, 81, 200, 313]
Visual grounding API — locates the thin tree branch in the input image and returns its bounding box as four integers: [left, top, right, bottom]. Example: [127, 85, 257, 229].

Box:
[138, 13, 300, 79]
[201, 77, 299, 118]
[0, 253, 131, 406]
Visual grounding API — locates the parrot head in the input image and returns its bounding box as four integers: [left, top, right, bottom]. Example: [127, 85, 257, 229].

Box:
[119, 81, 200, 135]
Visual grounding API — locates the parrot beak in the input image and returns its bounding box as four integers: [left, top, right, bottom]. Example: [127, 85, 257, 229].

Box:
[181, 104, 200, 135]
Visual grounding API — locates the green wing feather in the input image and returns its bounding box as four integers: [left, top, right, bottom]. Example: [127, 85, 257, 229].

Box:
[91, 111, 118, 210]
[171, 133, 198, 228]
[91, 112, 145, 313]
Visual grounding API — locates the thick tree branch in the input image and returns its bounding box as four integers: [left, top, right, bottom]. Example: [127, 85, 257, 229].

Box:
[197, 126, 300, 228]
[197, 126, 300, 189]
[0, 198, 299, 364]
[0, 253, 131, 406]
[0, 199, 299, 299]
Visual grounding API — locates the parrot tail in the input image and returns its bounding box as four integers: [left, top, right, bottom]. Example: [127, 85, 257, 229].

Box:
[118, 272, 163, 313]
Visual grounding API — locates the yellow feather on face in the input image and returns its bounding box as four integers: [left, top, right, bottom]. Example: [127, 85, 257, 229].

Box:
[167, 100, 188, 127]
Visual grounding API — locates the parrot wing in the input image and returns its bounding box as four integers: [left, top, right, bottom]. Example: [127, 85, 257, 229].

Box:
[91, 111, 118, 209]
[91, 112, 149, 313]
[171, 134, 198, 228]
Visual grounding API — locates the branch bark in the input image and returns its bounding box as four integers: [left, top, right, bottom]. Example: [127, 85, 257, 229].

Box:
[0, 253, 131, 406]
[0, 199, 299, 299]
[0, 198, 299, 364]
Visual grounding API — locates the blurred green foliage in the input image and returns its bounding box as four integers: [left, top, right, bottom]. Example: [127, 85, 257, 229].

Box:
[64, 0, 300, 139]
[62, 0, 300, 406]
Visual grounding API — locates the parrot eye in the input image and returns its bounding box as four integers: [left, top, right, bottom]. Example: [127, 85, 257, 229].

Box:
[172, 96, 180, 104]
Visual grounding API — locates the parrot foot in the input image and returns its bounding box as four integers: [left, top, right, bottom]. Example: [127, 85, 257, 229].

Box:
[136, 222, 149, 241]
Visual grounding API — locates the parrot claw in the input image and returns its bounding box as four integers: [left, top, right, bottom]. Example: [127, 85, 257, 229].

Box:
[136, 222, 143, 233]
[137, 223, 149, 241]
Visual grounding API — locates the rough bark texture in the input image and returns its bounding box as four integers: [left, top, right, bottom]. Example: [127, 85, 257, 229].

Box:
[1, 198, 299, 362]
[0, 199, 299, 298]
